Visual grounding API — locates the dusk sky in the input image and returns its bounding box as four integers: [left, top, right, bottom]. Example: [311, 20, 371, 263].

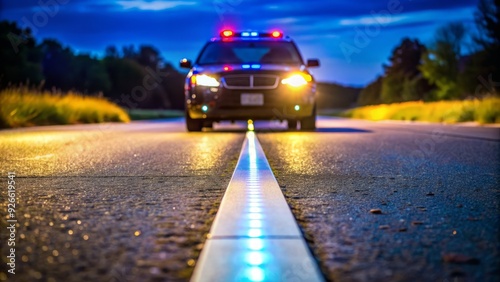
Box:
[1, 0, 479, 86]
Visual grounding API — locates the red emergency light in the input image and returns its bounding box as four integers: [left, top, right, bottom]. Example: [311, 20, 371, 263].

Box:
[221, 30, 234, 37]
[271, 31, 282, 38]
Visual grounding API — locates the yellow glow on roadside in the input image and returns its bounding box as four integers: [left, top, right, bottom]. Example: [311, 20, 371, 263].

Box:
[368, 105, 390, 120]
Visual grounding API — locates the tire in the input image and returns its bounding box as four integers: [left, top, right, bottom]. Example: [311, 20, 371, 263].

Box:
[287, 119, 297, 130]
[185, 111, 202, 132]
[202, 121, 213, 128]
[300, 105, 316, 131]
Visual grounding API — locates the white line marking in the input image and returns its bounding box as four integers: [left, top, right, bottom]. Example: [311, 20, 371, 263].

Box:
[191, 132, 324, 282]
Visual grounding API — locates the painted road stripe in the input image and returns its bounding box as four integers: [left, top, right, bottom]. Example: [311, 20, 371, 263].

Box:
[191, 132, 324, 282]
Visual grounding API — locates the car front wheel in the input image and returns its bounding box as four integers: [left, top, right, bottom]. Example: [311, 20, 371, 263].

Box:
[185, 110, 202, 132]
[300, 105, 316, 131]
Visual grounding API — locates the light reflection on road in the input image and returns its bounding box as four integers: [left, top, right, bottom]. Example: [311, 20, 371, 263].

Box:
[186, 134, 239, 173]
[270, 133, 318, 175]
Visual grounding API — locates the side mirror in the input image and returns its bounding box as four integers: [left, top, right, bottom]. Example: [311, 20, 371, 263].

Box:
[307, 59, 320, 68]
[180, 58, 192, 69]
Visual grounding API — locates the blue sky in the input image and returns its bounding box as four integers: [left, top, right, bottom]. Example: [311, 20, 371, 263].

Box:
[0, 0, 479, 86]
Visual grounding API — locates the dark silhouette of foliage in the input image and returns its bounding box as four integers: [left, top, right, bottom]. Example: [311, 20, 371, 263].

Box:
[358, 76, 383, 106]
[73, 54, 111, 94]
[0, 20, 186, 109]
[160, 63, 186, 110]
[40, 40, 111, 94]
[0, 21, 43, 88]
[475, 0, 500, 48]
[137, 45, 162, 69]
[420, 22, 467, 100]
[103, 46, 173, 109]
[357, 1, 499, 105]
[469, 0, 500, 95]
[40, 39, 77, 91]
[383, 38, 426, 78]
[316, 83, 360, 109]
[105, 45, 120, 58]
[381, 38, 430, 103]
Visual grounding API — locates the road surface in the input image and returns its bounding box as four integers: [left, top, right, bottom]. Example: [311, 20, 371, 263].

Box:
[0, 117, 498, 282]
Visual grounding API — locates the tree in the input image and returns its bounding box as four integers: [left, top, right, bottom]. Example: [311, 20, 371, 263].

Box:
[105, 45, 120, 58]
[475, 0, 500, 48]
[0, 21, 43, 88]
[381, 74, 404, 103]
[137, 45, 161, 69]
[470, 0, 500, 95]
[40, 39, 76, 91]
[0, 20, 184, 109]
[380, 38, 428, 103]
[358, 76, 382, 106]
[401, 75, 432, 101]
[72, 54, 111, 94]
[122, 45, 137, 60]
[103, 56, 146, 103]
[420, 22, 467, 100]
[160, 63, 186, 110]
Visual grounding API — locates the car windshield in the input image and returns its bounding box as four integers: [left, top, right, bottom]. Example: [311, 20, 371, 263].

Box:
[197, 41, 302, 65]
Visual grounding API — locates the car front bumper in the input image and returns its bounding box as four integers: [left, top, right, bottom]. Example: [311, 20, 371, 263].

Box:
[186, 85, 316, 121]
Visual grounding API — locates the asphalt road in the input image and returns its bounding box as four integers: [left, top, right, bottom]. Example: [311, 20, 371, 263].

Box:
[259, 118, 499, 282]
[0, 117, 499, 282]
[0, 120, 244, 281]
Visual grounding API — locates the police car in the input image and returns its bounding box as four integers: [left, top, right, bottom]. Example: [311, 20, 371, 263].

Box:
[180, 30, 320, 131]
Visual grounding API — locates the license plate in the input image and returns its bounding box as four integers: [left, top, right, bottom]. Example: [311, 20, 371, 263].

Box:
[241, 93, 264, 106]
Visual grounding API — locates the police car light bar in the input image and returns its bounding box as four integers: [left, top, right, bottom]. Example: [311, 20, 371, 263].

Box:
[221, 30, 234, 37]
[220, 30, 284, 38]
[271, 31, 282, 38]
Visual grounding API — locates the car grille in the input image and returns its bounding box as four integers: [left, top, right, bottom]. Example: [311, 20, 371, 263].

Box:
[222, 75, 279, 89]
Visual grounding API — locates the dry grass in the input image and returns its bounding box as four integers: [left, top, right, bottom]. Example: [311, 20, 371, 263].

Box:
[343, 97, 500, 124]
[0, 87, 130, 128]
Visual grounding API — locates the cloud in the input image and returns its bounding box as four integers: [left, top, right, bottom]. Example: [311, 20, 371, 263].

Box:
[339, 15, 406, 26]
[267, 17, 300, 25]
[115, 0, 197, 11]
[334, 6, 476, 31]
[226, 0, 478, 20]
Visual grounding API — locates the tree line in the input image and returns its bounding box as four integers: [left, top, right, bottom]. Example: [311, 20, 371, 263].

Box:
[358, 0, 499, 106]
[1, 0, 498, 110]
[0, 21, 185, 109]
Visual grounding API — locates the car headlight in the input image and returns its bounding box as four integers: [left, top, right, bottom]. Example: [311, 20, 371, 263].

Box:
[281, 73, 312, 87]
[194, 74, 220, 87]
